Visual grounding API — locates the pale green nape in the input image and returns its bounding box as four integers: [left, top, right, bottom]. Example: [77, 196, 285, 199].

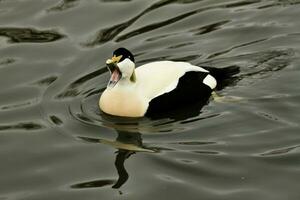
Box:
[130, 70, 137, 82]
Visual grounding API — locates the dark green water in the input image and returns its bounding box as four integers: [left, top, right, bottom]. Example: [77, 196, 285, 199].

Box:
[1, 0, 300, 199]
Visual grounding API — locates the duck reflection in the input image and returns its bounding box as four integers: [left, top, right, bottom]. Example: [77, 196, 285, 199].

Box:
[73, 84, 221, 190]
[110, 131, 155, 189]
[77, 130, 155, 190]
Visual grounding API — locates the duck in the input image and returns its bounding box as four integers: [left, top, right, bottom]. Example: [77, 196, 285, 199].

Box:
[99, 47, 239, 117]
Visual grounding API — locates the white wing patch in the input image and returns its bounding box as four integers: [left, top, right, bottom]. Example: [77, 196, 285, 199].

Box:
[203, 74, 217, 89]
[135, 61, 213, 101]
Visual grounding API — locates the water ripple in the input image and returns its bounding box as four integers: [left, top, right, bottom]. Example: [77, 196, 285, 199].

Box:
[0, 101, 32, 111]
[260, 145, 300, 156]
[3, 0, 299, 198]
[55, 68, 106, 99]
[201, 49, 294, 82]
[70, 179, 116, 189]
[0, 122, 45, 132]
[47, 0, 80, 12]
[206, 38, 269, 59]
[34, 76, 58, 86]
[257, 0, 300, 9]
[115, 10, 198, 42]
[0, 27, 65, 43]
[49, 115, 63, 126]
[115, 0, 261, 42]
[85, 0, 177, 46]
[0, 58, 15, 68]
[86, 0, 261, 46]
[190, 20, 231, 36]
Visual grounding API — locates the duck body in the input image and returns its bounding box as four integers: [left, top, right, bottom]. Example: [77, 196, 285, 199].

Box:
[100, 50, 217, 117]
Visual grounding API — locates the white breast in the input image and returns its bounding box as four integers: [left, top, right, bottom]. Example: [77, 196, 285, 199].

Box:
[99, 87, 148, 117]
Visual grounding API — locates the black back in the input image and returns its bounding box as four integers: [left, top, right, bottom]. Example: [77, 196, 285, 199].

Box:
[146, 71, 212, 118]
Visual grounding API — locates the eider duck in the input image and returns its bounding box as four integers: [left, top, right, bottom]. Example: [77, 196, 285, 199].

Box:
[99, 47, 237, 117]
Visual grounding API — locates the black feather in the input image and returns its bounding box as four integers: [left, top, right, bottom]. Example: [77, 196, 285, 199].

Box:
[202, 65, 240, 90]
[146, 71, 212, 117]
[113, 47, 135, 63]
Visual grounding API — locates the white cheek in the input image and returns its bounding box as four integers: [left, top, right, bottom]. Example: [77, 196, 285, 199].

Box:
[118, 58, 134, 77]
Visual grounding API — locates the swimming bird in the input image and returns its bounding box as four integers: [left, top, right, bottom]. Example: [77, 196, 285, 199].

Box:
[99, 47, 238, 117]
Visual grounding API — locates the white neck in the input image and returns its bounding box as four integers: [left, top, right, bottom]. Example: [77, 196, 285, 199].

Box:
[108, 76, 135, 90]
[122, 73, 136, 83]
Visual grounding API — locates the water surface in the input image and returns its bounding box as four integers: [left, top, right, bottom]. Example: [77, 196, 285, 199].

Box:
[1, 0, 300, 199]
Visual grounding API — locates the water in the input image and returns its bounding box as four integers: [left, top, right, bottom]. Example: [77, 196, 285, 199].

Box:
[0, 0, 300, 199]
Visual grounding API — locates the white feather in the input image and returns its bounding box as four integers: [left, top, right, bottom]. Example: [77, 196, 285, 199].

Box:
[203, 74, 217, 89]
[135, 61, 209, 100]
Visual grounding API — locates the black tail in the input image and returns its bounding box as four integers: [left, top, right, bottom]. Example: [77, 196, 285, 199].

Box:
[202, 65, 240, 90]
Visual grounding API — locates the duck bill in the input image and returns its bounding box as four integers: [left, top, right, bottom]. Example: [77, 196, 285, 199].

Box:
[108, 67, 122, 88]
[106, 56, 123, 88]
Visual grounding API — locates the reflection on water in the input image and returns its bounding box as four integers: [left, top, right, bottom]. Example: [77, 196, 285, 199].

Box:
[1, 0, 300, 199]
[78, 130, 156, 189]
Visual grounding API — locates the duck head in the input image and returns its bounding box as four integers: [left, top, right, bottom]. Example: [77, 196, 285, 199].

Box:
[106, 48, 136, 88]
